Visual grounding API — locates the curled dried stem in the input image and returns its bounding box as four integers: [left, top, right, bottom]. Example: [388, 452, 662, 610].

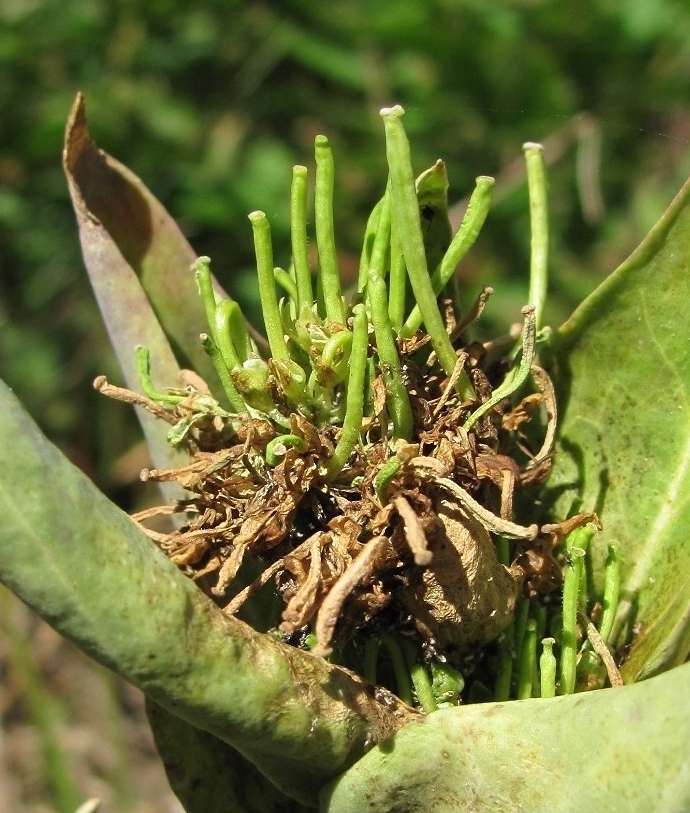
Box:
[313, 536, 390, 657]
[392, 496, 433, 566]
[435, 477, 539, 540]
[93, 376, 177, 424]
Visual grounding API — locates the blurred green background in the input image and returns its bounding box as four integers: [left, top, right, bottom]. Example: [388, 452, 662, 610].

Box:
[1, 1, 690, 810]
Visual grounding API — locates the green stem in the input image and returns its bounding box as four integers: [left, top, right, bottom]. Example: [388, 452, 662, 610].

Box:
[214, 300, 244, 371]
[524, 142, 549, 331]
[539, 637, 557, 698]
[380, 635, 413, 706]
[325, 304, 368, 479]
[560, 546, 585, 695]
[290, 164, 314, 309]
[194, 256, 217, 336]
[517, 619, 537, 699]
[361, 185, 391, 293]
[200, 333, 247, 413]
[314, 135, 346, 324]
[513, 597, 531, 664]
[248, 211, 290, 362]
[380, 105, 472, 398]
[135, 345, 184, 405]
[493, 623, 515, 702]
[409, 662, 438, 714]
[368, 272, 413, 440]
[357, 197, 383, 293]
[265, 434, 308, 466]
[374, 456, 403, 505]
[320, 330, 353, 384]
[598, 545, 621, 644]
[402, 175, 494, 336]
[464, 305, 536, 431]
[274, 267, 298, 304]
[388, 209, 407, 332]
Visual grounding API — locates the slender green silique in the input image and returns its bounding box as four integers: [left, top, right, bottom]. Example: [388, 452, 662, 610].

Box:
[380, 105, 473, 399]
[513, 598, 531, 670]
[290, 164, 314, 309]
[314, 135, 347, 325]
[194, 256, 218, 338]
[213, 301, 244, 372]
[380, 635, 413, 706]
[365, 185, 392, 289]
[539, 637, 557, 698]
[325, 304, 369, 479]
[273, 267, 298, 304]
[561, 546, 586, 695]
[362, 638, 380, 685]
[357, 197, 383, 293]
[464, 305, 537, 431]
[248, 211, 290, 362]
[368, 272, 413, 440]
[402, 175, 495, 336]
[517, 619, 537, 699]
[200, 334, 246, 413]
[599, 545, 621, 644]
[493, 623, 515, 702]
[388, 210, 407, 332]
[524, 142, 549, 331]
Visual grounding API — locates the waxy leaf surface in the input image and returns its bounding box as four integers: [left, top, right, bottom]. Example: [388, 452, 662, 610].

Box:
[0, 380, 417, 807]
[548, 174, 690, 680]
[322, 660, 690, 812]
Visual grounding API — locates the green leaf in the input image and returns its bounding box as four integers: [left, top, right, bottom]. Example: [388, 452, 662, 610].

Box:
[322, 661, 690, 813]
[145, 700, 309, 813]
[0, 379, 418, 807]
[547, 174, 690, 681]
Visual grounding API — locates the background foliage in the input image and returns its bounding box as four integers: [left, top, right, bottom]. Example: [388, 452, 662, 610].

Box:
[1, 1, 690, 810]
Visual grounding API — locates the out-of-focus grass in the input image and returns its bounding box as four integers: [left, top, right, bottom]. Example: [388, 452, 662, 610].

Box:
[0, 586, 184, 813]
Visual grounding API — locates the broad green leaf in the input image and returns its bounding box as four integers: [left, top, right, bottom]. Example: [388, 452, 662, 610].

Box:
[547, 174, 690, 681]
[145, 699, 308, 813]
[322, 660, 690, 813]
[0, 380, 418, 807]
[63, 93, 217, 475]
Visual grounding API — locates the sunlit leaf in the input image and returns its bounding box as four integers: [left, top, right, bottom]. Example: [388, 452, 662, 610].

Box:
[145, 700, 308, 813]
[0, 379, 417, 807]
[547, 174, 690, 680]
[322, 660, 690, 812]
